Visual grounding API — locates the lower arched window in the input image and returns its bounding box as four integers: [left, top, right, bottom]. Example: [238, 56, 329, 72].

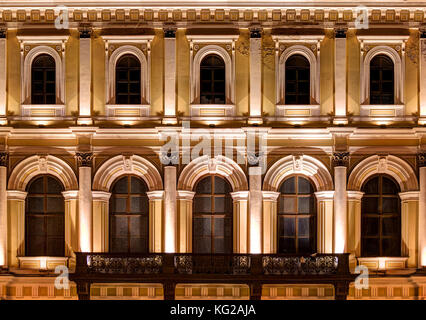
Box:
[193, 175, 232, 253]
[109, 175, 149, 253]
[361, 175, 401, 257]
[278, 175, 316, 254]
[25, 175, 65, 256]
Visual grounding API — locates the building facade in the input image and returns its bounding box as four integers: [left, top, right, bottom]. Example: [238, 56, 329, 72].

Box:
[0, 0, 426, 300]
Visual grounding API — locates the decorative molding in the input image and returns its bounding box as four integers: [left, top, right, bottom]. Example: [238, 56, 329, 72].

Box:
[6, 190, 27, 201]
[263, 154, 333, 192]
[146, 190, 164, 201]
[332, 152, 350, 167]
[261, 191, 280, 202]
[76, 152, 93, 168]
[399, 191, 419, 202]
[418, 153, 426, 167]
[93, 154, 163, 191]
[347, 191, 364, 201]
[348, 155, 418, 192]
[230, 190, 249, 201]
[176, 190, 195, 201]
[250, 28, 262, 39]
[314, 190, 335, 201]
[178, 155, 248, 192]
[92, 191, 111, 201]
[0, 151, 8, 167]
[62, 190, 79, 201]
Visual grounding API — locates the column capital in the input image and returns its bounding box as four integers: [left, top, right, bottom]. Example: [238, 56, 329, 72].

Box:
[262, 191, 280, 202]
[164, 28, 176, 38]
[230, 191, 249, 201]
[76, 152, 93, 168]
[147, 190, 165, 201]
[92, 191, 111, 201]
[0, 152, 8, 167]
[62, 190, 79, 201]
[250, 28, 262, 38]
[347, 190, 364, 201]
[7, 190, 27, 200]
[176, 190, 195, 201]
[314, 190, 335, 201]
[418, 153, 426, 167]
[399, 191, 420, 202]
[335, 28, 347, 39]
[332, 152, 350, 167]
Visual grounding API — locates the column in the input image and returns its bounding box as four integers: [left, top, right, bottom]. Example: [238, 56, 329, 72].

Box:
[92, 191, 111, 253]
[164, 166, 176, 253]
[419, 31, 426, 124]
[76, 152, 93, 252]
[315, 191, 334, 253]
[333, 29, 348, 125]
[0, 30, 6, 125]
[418, 154, 426, 267]
[399, 191, 419, 268]
[347, 191, 364, 257]
[249, 28, 262, 125]
[78, 29, 92, 125]
[231, 191, 249, 253]
[262, 191, 279, 254]
[333, 152, 349, 253]
[147, 190, 164, 253]
[0, 152, 8, 268]
[6, 190, 27, 268]
[62, 190, 79, 268]
[176, 190, 195, 253]
[163, 28, 177, 125]
[249, 165, 263, 253]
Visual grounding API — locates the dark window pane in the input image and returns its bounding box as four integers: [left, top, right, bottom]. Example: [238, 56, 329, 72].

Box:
[27, 197, 44, 213]
[115, 54, 141, 104]
[298, 196, 313, 214]
[298, 238, 311, 254]
[195, 176, 212, 194]
[370, 55, 394, 105]
[382, 217, 399, 236]
[112, 177, 128, 194]
[364, 217, 379, 236]
[112, 198, 127, 213]
[200, 54, 226, 104]
[363, 238, 380, 257]
[298, 218, 310, 237]
[31, 54, 56, 104]
[281, 176, 295, 194]
[283, 197, 296, 213]
[46, 197, 65, 213]
[194, 197, 212, 213]
[382, 177, 399, 194]
[283, 217, 295, 236]
[279, 238, 296, 254]
[285, 54, 310, 105]
[362, 198, 379, 214]
[298, 177, 312, 194]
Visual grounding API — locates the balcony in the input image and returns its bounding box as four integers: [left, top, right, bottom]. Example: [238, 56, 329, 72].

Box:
[70, 253, 355, 300]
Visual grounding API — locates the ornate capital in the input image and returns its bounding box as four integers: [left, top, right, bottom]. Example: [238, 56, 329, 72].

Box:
[247, 151, 263, 166]
[160, 151, 179, 166]
[418, 153, 426, 167]
[78, 27, 92, 39]
[250, 28, 262, 39]
[332, 152, 350, 167]
[335, 28, 347, 39]
[164, 28, 176, 38]
[0, 152, 8, 167]
[76, 152, 93, 168]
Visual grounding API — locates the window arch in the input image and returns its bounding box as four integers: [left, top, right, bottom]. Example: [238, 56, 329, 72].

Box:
[193, 175, 233, 254]
[361, 174, 401, 257]
[278, 175, 316, 254]
[369, 54, 394, 105]
[200, 54, 226, 104]
[25, 175, 65, 256]
[115, 54, 141, 104]
[31, 54, 56, 104]
[285, 54, 310, 105]
[109, 175, 149, 253]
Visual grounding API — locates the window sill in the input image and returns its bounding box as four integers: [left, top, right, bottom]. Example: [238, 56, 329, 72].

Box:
[359, 104, 405, 119]
[17, 256, 69, 271]
[106, 104, 150, 118]
[357, 257, 408, 271]
[276, 104, 320, 118]
[190, 104, 235, 117]
[21, 104, 65, 118]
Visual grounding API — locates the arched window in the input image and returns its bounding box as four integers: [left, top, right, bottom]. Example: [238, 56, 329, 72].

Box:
[278, 176, 316, 254]
[31, 54, 56, 104]
[285, 54, 310, 105]
[25, 175, 65, 256]
[115, 54, 141, 104]
[193, 175, 232, 253]
[109, 175, 149, 253]
[370, 54, 394, 105]
[200, 54, 226, 104]
[361, 175, 401, 257]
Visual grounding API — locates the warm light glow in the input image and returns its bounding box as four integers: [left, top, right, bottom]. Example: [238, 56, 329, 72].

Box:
[40, 257, 47, 270]
[0, 246, 5, 266]
[77, 117, 93, 126]
[333, 118, 348, 125]
[162, 117, 178, 125]
[422, 247, 426, 266]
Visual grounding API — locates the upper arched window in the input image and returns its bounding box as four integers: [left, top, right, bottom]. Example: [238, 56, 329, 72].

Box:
[31, 54, 56, 104]
[370, 54, 394, 105]
[285, 54, 310, 105]
[25, 175, 65, 256]
[109, 175, 149, 253]
[200, 54, 226, 104]
[361, 175, 401, 257]
[115, 54, 141, 105]
[193, 175, 232, 253]
[278, 175, 316, 254]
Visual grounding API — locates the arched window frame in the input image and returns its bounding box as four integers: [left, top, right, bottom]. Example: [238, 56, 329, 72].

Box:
[103, 36, 153, 118]
[358, 36, 409, 119]
[18, 36, 68, 118]
[273, 36, 322, 118]
[188, 36, 238, 117]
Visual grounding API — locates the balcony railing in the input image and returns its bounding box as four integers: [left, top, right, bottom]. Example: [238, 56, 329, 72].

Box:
[70, 252, 355, 300]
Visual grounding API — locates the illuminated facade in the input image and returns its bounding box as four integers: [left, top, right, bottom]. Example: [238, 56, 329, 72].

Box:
[0, 0, 426, 300]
